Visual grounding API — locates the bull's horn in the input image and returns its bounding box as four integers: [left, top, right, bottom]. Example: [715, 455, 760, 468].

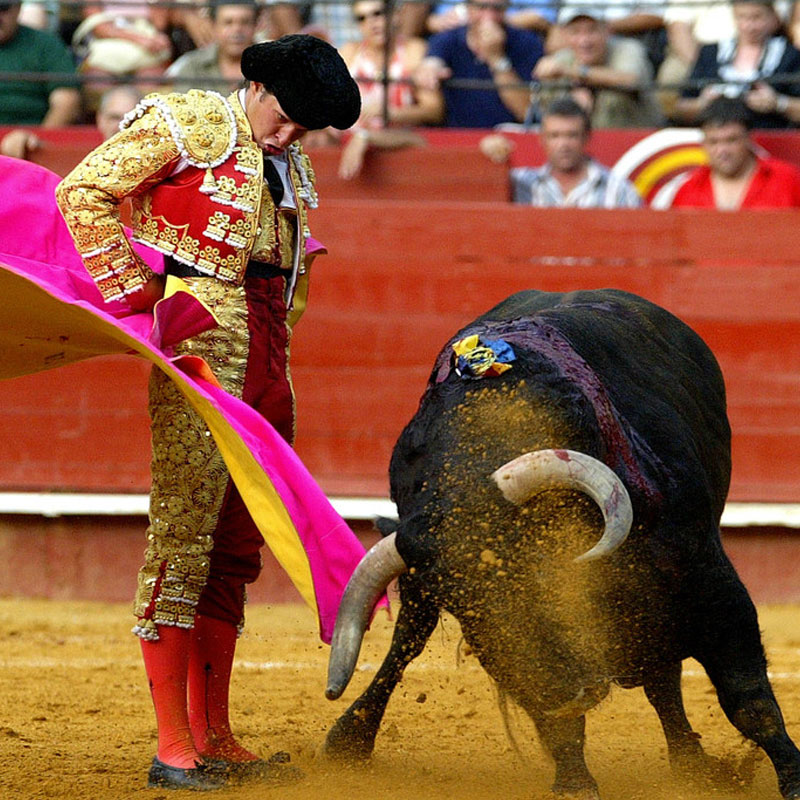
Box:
[490, 449, 633, 562]
[326, 532, 408, 700]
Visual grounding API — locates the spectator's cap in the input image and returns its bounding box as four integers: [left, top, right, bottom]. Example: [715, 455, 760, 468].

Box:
[241, 34, 361, 130]
[558, 5, 606, 25]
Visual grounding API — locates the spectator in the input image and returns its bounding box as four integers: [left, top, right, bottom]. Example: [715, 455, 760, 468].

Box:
[659, 0, 790, 105]
[18, 0, 59, 31]
[259, 1, 307, 40]
[95, 83, 143, 137]
[553, 0, 667, 73]
[415, 0, 544, 128]
[674, 0, 800, 128]
[169, 0, 216, 55]
[260, 0, 359, 48]
[505, 0, 557, 35]
[422, 0, 557, 35]
[604, 1, 667, 71]
[338, 0, 441, 178]
[480, 96, 642, 206]
[392, 0, 429, 38]
[72, 0, 172, 103]
[672, 96, 800, 208]
[790, 2, 800, 48]
[1, 84, 141, 159]
[534, 6, 663, 128]
[0, 1, 81, 126]
[658, 0, 737, 112]
[166, 0, 257, 92]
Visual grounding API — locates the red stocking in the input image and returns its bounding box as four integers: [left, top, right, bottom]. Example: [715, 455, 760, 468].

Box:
[188, 613, 260, 762]
[140, 625, 200, 768]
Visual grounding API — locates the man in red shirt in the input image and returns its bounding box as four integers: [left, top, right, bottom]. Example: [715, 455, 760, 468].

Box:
[672, 97, 800, 209]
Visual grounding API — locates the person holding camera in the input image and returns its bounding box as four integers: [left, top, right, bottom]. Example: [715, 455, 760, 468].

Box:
[675, 0, 800, 127]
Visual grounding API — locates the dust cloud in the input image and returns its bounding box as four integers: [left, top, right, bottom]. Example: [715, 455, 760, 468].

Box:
[1, 598, 797, 800]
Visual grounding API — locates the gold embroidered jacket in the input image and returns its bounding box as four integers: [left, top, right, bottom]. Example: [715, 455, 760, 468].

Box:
[56, 89, 319, 312]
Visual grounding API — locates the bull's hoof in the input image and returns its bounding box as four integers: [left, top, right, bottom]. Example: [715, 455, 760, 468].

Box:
[779, 772, 800, 800]
[673, 744, 761, 791]
[322, 715, 377, 763]
[550, 776, 600, 800]
[549, 789, 600, 800]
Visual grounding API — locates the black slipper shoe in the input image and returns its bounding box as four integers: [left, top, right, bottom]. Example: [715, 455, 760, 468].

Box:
[147, 756, 226, 791]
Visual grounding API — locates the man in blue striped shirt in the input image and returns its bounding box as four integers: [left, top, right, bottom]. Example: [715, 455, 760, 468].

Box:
[482, 97, 643, 207]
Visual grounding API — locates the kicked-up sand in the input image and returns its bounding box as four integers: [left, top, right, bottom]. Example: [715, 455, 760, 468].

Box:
[0, 598, 798, 800]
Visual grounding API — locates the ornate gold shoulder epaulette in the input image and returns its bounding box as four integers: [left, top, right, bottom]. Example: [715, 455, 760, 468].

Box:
[121, 90, 238, 169]
[288, 142, 319, 209]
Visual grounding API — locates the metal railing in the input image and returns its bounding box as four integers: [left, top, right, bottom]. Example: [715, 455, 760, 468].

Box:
[2, 0, 799, 128]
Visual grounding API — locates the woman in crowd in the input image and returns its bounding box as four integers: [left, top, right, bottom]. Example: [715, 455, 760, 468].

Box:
[73, 0, 172, 105]
[675, 0, 800, 127]
[337, 0, 442, 179]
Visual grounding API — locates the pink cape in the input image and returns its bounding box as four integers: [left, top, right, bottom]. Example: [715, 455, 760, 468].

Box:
[0, 155, 381, 643]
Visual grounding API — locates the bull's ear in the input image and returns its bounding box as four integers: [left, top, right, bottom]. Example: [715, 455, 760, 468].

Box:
[374, 516, 399, 536]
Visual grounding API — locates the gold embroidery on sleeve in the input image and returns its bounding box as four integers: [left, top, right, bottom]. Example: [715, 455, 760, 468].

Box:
[56, 110, 181, 302]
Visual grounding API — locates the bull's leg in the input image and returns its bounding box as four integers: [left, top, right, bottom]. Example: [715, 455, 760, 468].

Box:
[643, 661, 705, 770]
[693, 583, 800, 799]
[531, 713, 599, 800]
[324, 579, 439, 762]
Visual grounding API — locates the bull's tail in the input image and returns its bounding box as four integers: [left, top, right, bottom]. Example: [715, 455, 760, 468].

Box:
[495, 683, 529, 765]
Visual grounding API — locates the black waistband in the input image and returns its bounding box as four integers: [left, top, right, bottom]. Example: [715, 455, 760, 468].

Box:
[165, 257, 291, 280]
[246, 261, 292, 279]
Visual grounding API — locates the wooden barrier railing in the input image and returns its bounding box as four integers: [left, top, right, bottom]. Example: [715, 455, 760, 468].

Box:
[6, 124, 800, 198]
[1, 200, 799, 502]
[2, 128, 800, 501]
[292, 203, 800, 502]
[0, 127, 512, 202]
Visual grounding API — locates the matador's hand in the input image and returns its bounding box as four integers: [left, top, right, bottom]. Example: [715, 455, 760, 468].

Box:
[127, 273, 166, 312]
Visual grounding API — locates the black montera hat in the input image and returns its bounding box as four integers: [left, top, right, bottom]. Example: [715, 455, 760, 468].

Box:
[241, 35, 361, 130]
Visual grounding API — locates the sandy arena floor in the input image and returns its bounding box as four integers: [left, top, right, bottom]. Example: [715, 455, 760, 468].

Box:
[0, 598, 798, 800]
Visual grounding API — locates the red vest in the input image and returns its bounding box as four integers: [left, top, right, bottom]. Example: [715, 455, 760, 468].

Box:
[128, 91, 316, 283]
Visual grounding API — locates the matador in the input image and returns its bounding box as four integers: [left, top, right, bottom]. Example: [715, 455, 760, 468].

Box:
[56, 34, 360, 791]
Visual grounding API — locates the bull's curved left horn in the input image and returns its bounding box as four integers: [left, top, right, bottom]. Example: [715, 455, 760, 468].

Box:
[326, 532, 408, 700]
[490, 449, 633, 562]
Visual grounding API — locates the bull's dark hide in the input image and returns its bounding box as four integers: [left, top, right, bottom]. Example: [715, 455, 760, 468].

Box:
[326, 289, 800, 800]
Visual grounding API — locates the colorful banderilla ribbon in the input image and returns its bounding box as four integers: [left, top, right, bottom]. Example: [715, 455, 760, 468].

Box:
[452, 334, 516, 379]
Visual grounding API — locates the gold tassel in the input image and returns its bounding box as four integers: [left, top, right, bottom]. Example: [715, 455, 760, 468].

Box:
[199, 168, 218, 195]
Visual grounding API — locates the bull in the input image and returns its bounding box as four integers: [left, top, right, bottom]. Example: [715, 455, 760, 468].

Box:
[323, 289, 800, 799]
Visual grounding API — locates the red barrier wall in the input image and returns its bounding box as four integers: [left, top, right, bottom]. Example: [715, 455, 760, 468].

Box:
[1, 516, 798, 604]
[7, 125, 800, 178]
[2, 130, 800, 502]
[293, 203, 800, 502]
[1, 203, 799, 502]
[2, 130, 800, 606]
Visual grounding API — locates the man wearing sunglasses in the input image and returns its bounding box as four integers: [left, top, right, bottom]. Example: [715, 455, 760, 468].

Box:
[0, 1, 81, 127]
[416, 0, 544, 127]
